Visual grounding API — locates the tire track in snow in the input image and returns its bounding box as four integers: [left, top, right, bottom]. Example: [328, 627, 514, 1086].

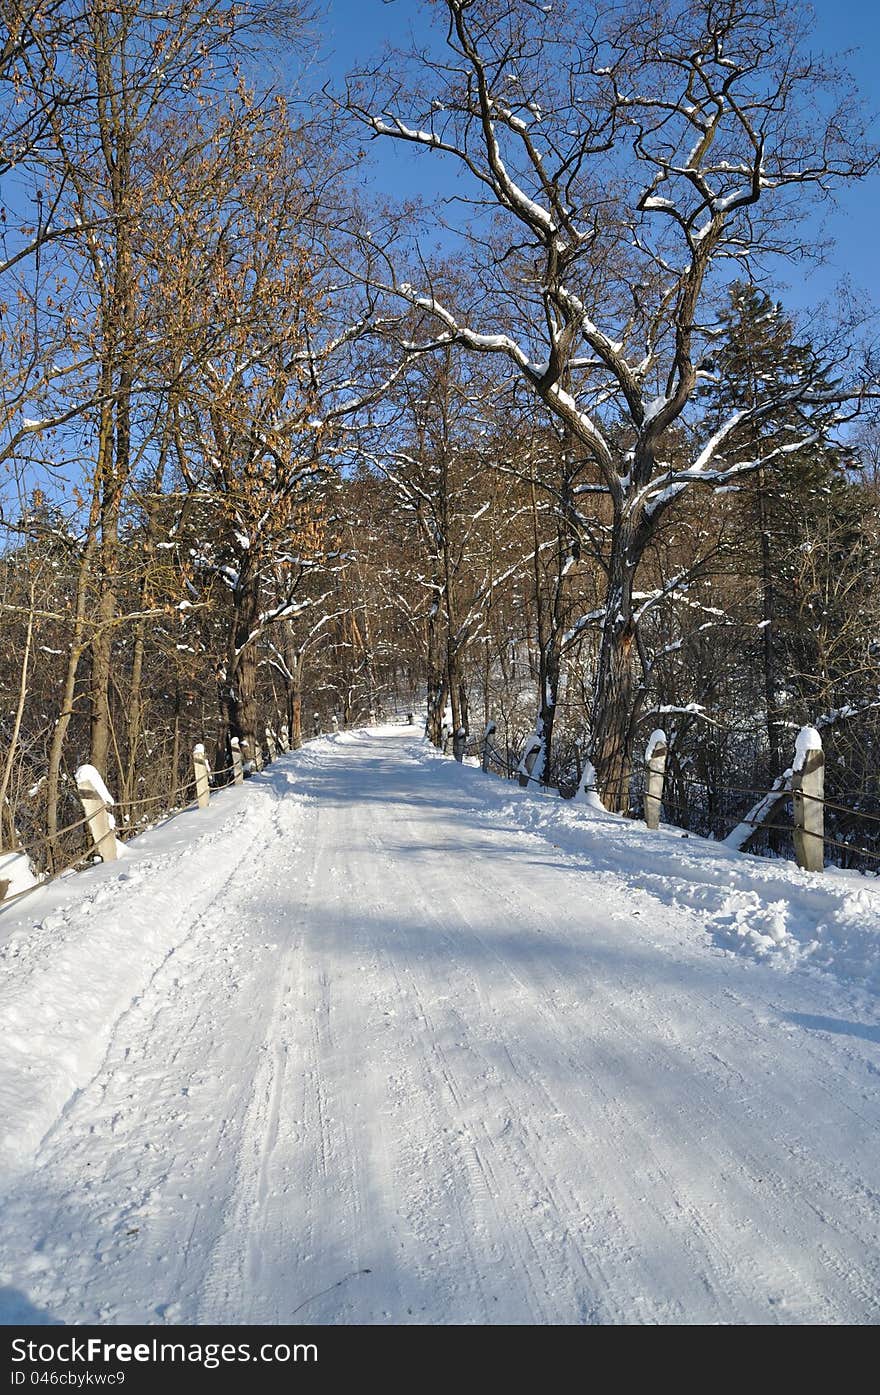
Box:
[349, 747, 880, 1323]
[0, 785, 308, 1323]
[356, 821, 618, 1323]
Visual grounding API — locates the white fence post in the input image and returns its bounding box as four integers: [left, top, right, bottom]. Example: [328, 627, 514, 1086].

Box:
[792, 726, 824, 872]
[331, 714, 339, 733]
[193, 744, 211, 809]
[517, 733, 542, 788]
[240, 737, 260, 773]
[230, 738, 244, 785]
[644, 729, 668, 831]
[280, 723, 290, 753]
[481, 720, 496, 773]
[75, 764, 118, 862]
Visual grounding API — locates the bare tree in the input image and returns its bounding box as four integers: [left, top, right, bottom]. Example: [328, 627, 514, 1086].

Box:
[347, 0, 878, 806]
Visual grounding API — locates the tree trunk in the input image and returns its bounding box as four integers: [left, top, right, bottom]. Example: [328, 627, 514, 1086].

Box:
[0, 589, 35, 845]
[88, 399, 119, 781]
[757, 463, 782, 770]
[89, 30, 134, 788]
[446, 645, 462, 744]
[290, 687, 303, 749]
[591, 512, 639, 812]
[123, 445, 168, 811]
[289, 653, 304, 750]
[535, 644, 562, 785]
[221, 560, 262, 761]
[170, 681, 181, 801]
[425, 576, 446, 747]
[442, 538, 465, 745]
[522, 481, 568, 786]
[46, 482, 102, 867]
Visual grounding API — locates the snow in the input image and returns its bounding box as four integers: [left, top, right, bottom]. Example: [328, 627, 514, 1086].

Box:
[723, 773, 792, 854]
[645, 728, 667, 761]
[515, 727, 546, 785]
[74, 763, 114, 807]
[0, 852, 39, 901]
[643, 395, 669, 424]
[793, 725, 823, 773]
[574, 758, 605, 811]
[1, 728, 880, 1324]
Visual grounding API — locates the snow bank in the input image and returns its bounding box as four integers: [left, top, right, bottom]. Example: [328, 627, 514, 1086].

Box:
[409, 741, 880, 994]
[0, 768, 296, 1174]
[0, 852, 39, 901]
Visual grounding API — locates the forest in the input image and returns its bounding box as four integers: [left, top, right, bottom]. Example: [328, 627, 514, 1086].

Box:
[2, 0, 879, 882]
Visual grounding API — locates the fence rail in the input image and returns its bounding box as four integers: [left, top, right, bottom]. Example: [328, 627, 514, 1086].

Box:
[0, 712, 371, 914]
[5, 712, 876, 917]
[474, 719, 879, 875]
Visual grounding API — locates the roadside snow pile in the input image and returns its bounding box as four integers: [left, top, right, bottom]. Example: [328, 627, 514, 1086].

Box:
[706, 892, 795, 957]
[0, 852, 39, 901]
[0, 772, 289, 1174]
[410, 740, 880, 993]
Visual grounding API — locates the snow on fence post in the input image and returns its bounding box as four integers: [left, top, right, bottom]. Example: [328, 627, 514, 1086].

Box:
[230, 738, 244, 785]
[792, 726, 824, 873]
[517, 731, 544, 788]
[240, 737, 260, 774]
[331, 714, 339, 733]
[575, 759, 604, 809]
[193, 744, 211, 809]
[644, 729, 668, 831]
[266, 727, 277, 762]
[452, 726, 467, 763]
[313, 711, 321, 738]
[280, 723, 290, 753]
[75, 765, 119, 863]
[481, 720, 496, 773]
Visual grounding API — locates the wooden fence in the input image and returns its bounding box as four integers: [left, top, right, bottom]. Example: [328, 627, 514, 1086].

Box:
[475, 720, 880, 876]
[0, 715, 338, 913]
[5, 713, 878, 913]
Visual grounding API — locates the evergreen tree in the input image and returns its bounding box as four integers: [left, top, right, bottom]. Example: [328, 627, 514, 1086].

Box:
[702, 283, 851, 771]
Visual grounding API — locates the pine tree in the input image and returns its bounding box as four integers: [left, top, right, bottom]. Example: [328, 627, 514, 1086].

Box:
[703, 283, 848, 771]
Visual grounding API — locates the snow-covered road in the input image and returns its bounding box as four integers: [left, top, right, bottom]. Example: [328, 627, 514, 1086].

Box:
[2, 726, 880, 1325]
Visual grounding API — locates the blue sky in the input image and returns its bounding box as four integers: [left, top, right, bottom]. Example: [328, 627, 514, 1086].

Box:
[311, 0, 880, 314]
